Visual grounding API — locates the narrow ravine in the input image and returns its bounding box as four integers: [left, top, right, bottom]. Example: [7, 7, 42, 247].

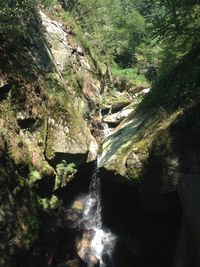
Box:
[1, 2, 199, 266]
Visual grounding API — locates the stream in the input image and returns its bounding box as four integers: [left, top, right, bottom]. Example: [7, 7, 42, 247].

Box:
[79, 162, 116, 266]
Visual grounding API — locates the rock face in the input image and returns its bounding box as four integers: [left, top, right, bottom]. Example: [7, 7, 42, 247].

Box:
[103, 106, 134, 126]
[0, 8, 99, 266]
[99, 93, 200, 213]
[39, 10, 99, 161]
[97, 96, 200, 266]
[99, 107, 151, 177]
[40, 11, 102, 114]
[0, 9, 98, 166]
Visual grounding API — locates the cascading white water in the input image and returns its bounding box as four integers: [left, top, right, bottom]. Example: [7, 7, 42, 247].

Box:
[81, 162, 116, 266]
[89, 170, 102, 228]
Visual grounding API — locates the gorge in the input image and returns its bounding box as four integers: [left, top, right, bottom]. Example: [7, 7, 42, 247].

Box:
[0, 1, 200, 267]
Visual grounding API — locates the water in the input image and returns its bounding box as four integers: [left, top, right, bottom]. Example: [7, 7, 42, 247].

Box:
[81, 163, 116, 266]
[101, 123, 112, 139]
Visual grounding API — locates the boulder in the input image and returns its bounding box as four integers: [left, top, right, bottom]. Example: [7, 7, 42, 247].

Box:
[103, 107, 134, 126]
[77, 230, 100, 267]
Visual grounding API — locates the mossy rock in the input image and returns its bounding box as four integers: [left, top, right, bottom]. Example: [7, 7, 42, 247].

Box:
[100, 104, 182, 188]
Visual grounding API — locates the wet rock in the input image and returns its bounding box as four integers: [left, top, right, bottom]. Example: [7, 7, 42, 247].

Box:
[77, 45, 84, 56]
[72, 200, 84, 211]
[110, 100, 131, 113]
[77, 230, 100, 267]
[82, 79, 101, 105]
[58, 259, 79, 267]
[126, 152, 143, 179]
[134, 87, 151, 97]
[88, 138, 99, 162]
[103, 107, 134, 126]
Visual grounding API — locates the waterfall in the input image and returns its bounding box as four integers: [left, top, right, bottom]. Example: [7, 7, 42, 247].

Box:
[81, 161, 116, 267]
[89, 170, 102, 229]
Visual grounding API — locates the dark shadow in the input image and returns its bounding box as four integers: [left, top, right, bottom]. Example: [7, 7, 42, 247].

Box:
[50, 152, 89, 168]
[0, 83, 12, 101]
[55, 161, 95, 205]
[99, 170, 182, 267]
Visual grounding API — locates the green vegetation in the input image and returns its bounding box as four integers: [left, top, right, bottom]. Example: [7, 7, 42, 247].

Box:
[39, 195, 58, 209]
[0, 1, 199, 264]
[140, 46, 200, 112]
[1, 0, 199, 98]
[29, 167, 41, 184]
[0, 0, 36, 36]
[0, 0, 56, 40]
[55, 161, 77, 189]
[25, 211, 41, 242]
[63, 0, 145, 63]
[111, 66, 149, 88]
[57, 0, 150, 87]
[62, 0, 200, 102]
[0, 0, 199, 185]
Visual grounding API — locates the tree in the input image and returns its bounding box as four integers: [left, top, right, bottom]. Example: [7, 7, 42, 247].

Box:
[141, 0, 200, 50]
[63, 0, 146, 67]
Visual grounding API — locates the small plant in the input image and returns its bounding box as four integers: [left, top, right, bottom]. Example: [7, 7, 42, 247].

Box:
[28, 167, 41, 184]
[55, 161, 77, 189]
[39, 195, 58, 209]
[25, 211, 41, 242]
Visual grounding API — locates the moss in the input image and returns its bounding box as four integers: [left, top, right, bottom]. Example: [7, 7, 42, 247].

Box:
[101, 90, 131, 108]
[152, 129, 173, 156]
[126, 167, 141, 181]
[40, 160, 54, 176]
[101, 104, 182, 184]
[126, 140, 149, 180]
[0, 101, 32, 165]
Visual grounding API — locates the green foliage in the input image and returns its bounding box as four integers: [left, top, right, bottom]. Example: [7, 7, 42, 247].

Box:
[140, 46, 200, 112]
[41, 0, 57, 7]
[28, 167, 41, 184]
[134, 0, 200, 113]
[118, 9, 145, 47]
[25, 211, 41, 241]
[112, 66, 149, 87]
[55, 161, 77, 189]
[0, 0, 37, 37]
[0, 0, 57, 40]
[57, 161, 76, 173]
[59, 10, 77, 31]
[63, 0, 146, 66]
[142, 0, 200, 52]
[39, 195, 58, 209]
